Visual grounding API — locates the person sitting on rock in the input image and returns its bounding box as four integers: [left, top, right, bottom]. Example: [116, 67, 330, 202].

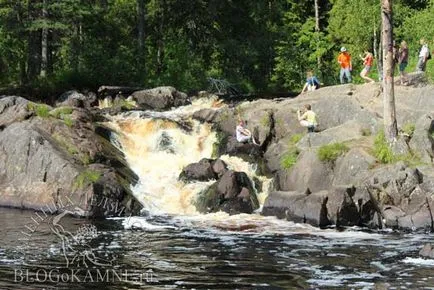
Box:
[297, 104, 318, 133]
[301, 70, 320, 94]
[236, 120, 259, 145]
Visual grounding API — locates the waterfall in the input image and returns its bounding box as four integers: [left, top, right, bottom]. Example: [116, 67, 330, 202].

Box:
[104, 97, 272, 216]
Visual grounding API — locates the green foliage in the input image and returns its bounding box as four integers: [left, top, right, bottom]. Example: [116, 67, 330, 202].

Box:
[73, 170, 101, 190]
[49, 107, 73, 119]
[280, 133, 304, 170]
[63, 116, 74, 127]
[373, 131, 395, 164]
[290, 133, 304, 144]
[27, 103, 51, 118]
[401, 123, 416, 137]
[280, 150, 299, 170]
[1, 0, 434, 94]
[317, 142, 349, 162]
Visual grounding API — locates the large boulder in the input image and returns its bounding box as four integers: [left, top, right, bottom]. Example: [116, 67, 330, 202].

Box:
[195, 170, 259, 215]
[179, 158, 228, 182]
[262, 190, 330, 227]
[409, 114, 434, 163]
[131, 86, 189, 111]
[0, 99, 141, 217]
[56, 90, 97, 108]
[275, 150, 334, 192]
[262, 186, 362, 228]
[333, 148, 376, 187]
[0, 96, 31, 127]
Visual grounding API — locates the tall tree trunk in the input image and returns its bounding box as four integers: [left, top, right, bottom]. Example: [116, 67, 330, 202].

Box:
[314, 0, 321, 68]
[156, 0, 165, 76]
[40, 0, 48, 77]
[137, 0, 146, 80]
[381, 0, 397, 142]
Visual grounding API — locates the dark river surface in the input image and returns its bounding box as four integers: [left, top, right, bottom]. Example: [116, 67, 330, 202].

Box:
[1, 207, 434, 289]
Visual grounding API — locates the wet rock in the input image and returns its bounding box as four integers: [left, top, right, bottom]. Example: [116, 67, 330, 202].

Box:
[262, 190, 331, 228]
[192, 108, 218, 123]
[223, 137, 262, 160]
[419, 243, 434, 258]
[326, 186, 361, 227]
[195, 170, 259, 215]
[179, 158, 217, 182]
[0, 100, 141, 217]
[131, 86, 189, 111]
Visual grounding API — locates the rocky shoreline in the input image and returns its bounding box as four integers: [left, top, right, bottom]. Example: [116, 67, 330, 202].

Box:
[1, 74, 434, 233]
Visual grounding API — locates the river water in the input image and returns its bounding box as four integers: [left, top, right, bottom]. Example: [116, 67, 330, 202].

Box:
[1, 98, 434, 289]
[1, 207, 434, 289]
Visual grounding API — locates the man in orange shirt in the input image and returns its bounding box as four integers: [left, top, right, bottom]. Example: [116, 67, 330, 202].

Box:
[337, 47, 352, 84]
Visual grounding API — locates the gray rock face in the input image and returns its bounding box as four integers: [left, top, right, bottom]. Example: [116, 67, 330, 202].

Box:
[333, 148, 376, 187]
[409, 114, 434, 163]
[263, 186, 361, 228]
[131, 86, 189, 111]
[276, 150, 334, 192]
[195, 170, 259, 215]
[0, 96, 31, 127]
[0, 99, 141, 217]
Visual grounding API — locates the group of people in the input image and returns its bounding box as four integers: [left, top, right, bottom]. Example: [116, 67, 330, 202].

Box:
[301, 38, 431, 93]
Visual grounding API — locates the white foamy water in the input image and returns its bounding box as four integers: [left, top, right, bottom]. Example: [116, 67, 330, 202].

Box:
[104, 96, 272, 217]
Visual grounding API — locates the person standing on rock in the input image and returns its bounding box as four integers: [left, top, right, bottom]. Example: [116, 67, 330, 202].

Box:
[398, 41, 409, 85]
[236, 120, 259, 145]
[338, 47, 352, 84]
[297, 104, 318, 133]
[359, 50, 375, 83]
[417, 38, 430, 72]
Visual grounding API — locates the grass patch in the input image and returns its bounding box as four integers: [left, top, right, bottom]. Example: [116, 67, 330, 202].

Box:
[52, 133, 79, 155]
[119, 99, 136, 110]
[373, 131, 421, 166]
[280, 150, 299, 169]
[317, 142, 349, 162]
[373, 131, 395, 164]
[73, 170, 101, 190]
[280, 133, 304, 170]
[49, 106, 73, 119]
[260, 113, 271, 127]
[27, 102, 51, 118]
[290, 133, 304, 144]
[63, 116, 74, 127]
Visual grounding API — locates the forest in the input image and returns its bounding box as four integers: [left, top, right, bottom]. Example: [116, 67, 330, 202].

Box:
[0, 0, 433, 97]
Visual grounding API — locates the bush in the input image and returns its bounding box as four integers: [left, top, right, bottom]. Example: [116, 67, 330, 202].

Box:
[27, 103, 51, 118]
[317, 142, 349, 162]
[280, 150, 299, 169]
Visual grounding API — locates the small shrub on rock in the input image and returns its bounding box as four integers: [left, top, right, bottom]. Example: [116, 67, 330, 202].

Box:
[317, 142, 349, 162]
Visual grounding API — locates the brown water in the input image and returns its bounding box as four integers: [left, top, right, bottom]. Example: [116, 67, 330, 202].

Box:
[1, 207, 434, 289]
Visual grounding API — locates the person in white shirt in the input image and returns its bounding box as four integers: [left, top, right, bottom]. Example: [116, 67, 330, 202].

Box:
[417, 38, 430, 72]
[236, 120, 259, 145]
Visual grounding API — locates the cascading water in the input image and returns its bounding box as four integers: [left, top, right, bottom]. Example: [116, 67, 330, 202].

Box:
[105, 97, 272, 216]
